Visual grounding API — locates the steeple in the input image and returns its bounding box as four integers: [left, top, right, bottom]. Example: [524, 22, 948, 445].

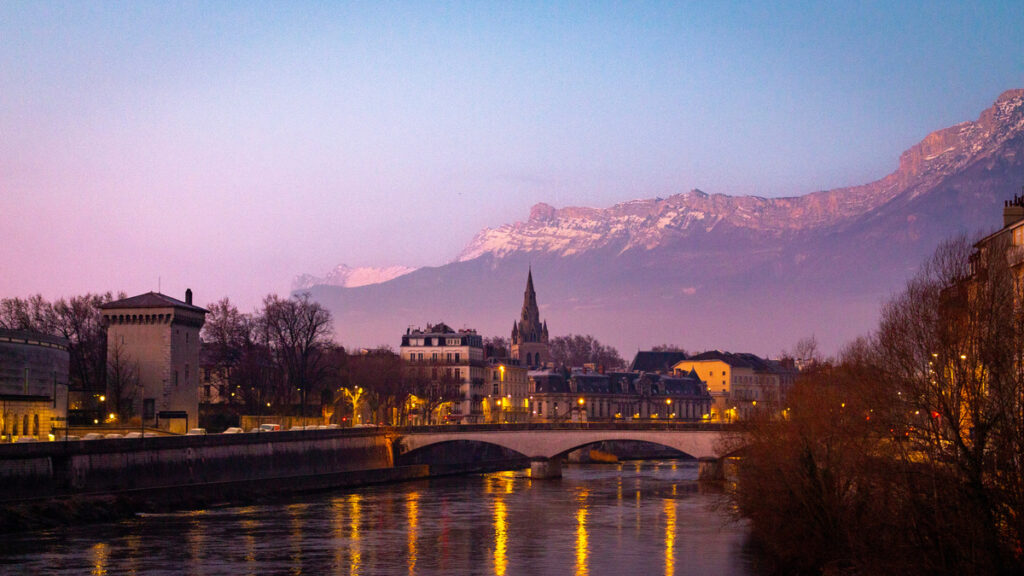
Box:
[511, 268, 551, 366]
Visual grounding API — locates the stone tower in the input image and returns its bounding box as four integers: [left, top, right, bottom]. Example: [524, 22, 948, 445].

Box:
[100, 290, 207, 433]
[511, 268, 550, 368]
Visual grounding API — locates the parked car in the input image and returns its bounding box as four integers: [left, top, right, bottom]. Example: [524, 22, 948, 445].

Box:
[258, 423, 280, 432]
[123, 432, 144, 439]
[186, 428, 207, 436]
[222, 427, 244, 434]
[104, 433, 123, 439]
[14, 436, 38, 443]
[82, 433, 104, 440]
[290, 425, 305, 431]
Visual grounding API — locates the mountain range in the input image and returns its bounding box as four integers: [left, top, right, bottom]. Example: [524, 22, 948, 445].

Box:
[302, 89, 1024, 356]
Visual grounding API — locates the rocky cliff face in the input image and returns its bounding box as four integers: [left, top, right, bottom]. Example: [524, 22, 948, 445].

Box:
[457, 90, 1024, 262]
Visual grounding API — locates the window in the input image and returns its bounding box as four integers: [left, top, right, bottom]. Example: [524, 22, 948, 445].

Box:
[493, 383, 500, 395]
[454, 369, 461, 380]
[204, 368, 211, 382]
[1015, 226, 1024, 246]
[144, 399, 155, 419]
[447, 353, 452, 362]
[173, 371, 179, 386]
[455, 353, 460, 363]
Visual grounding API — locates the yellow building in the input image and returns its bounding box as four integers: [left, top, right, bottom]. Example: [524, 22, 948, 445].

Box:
[483, 359, 530, 423]
[673, 351, 782, 422]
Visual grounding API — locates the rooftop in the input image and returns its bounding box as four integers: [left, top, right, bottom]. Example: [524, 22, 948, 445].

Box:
[99, 291, 208, 313]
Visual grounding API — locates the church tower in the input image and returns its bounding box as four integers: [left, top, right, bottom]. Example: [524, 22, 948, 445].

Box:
[511, 268, 550, 368]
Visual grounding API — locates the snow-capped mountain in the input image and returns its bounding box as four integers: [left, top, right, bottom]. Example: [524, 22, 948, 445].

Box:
[306, 89, 1024, 354]
[292, 264, 417, 290]
[458, 89, 1024, 262]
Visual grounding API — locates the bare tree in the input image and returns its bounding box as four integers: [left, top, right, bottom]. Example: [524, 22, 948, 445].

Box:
[106, 342, 139, 421]
[259, 293, 334, 419]
[549, 334, 623, 369]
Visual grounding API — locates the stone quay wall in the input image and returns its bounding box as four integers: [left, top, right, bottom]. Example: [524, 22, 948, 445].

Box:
[0, 429, 400, 502]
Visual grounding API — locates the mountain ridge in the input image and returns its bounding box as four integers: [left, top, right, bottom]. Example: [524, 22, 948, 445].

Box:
[304, 90, 1024, 355]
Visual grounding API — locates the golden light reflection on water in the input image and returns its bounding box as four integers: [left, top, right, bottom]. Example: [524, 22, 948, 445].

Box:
[407, 492, 420, 575]
[664, 499, 677, 576]
[575, 489, 590, 576]
[493, 499, 508, 576]
[349, 494, 362, 576]
[186, 510, 207, 570]
[90, 542, 108, 576]
[287, 503, 308, 575]
[330, 498, 345, 575]
[124, 532, 141, 575]
[238, 507, 259, 571]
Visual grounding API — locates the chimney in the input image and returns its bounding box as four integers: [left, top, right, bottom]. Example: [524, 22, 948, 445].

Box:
[1004, 189, 1024, 228]
[185, 288, 193, 305]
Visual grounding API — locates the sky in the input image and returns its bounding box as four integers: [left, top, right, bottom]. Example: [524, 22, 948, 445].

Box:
[2, 1, 1023, 312]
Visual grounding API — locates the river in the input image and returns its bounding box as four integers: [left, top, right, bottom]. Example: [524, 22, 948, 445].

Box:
[0, 460, 756, 575]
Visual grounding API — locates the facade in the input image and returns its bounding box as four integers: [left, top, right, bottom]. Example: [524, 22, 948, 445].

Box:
[673, 351, 784, 421]
[530, 369, 711, 422]
[483, 358, 530, 423]
[0, 329, 69, 440]
[971, 193, 1024, 280]
[511, 269, 551, 368]
[400, 323, 486, 423]
[100, 290, 207, 434]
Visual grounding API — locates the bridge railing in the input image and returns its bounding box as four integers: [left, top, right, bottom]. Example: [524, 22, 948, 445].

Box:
[389, 422, 730, 434]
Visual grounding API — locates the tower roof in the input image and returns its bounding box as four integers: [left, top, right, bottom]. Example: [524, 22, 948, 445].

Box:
[99, 291, 208, 314]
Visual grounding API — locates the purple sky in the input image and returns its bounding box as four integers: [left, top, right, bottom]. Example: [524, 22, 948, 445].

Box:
[2, 1, 1023, 314]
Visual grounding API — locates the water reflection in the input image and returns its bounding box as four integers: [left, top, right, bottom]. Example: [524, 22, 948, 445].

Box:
[575, 489, 590, 576]
[664, 499, 677, 576]
[1, 461, 755, 576]
[185, 510, 207, 572]
[493, 499, 508, 576]
[348, 494, 362, 576]
[90, 542, 108, 576]
[287, 503, 307, 574]
[407, 492, 420, 575]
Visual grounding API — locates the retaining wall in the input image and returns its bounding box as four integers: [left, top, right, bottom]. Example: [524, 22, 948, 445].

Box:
[0, 429, 395, 501]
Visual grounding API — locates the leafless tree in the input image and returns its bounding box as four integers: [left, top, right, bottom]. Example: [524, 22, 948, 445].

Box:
[549, 334, 623, 369]
[259, 293, 334, 419]
[106, 342, 139, 421]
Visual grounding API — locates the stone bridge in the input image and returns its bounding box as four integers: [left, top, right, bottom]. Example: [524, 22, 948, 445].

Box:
[391, 423, 733, 480]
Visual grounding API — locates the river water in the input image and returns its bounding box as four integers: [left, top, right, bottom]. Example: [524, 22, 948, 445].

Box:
[0, 460, 756, 575]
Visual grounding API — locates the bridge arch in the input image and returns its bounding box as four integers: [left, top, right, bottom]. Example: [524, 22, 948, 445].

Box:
[395, 427, 725, 462]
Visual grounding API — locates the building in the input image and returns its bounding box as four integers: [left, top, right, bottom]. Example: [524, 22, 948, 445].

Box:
[511, 269, 551, 368]
[530, 369, 711, 423]
[629, 350, 690, 373]
[483, 358, 530, 423]
[0, 329, 69, 441]
[971, 192, 1024, 280]
[400, 322, 486, 423]
[100, 290, 207, 434]
[673, 351, 784, 421]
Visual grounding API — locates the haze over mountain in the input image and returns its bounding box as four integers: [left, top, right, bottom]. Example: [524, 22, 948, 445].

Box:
[293, 265, 417, 291]
[303, 90, 1024, 356]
